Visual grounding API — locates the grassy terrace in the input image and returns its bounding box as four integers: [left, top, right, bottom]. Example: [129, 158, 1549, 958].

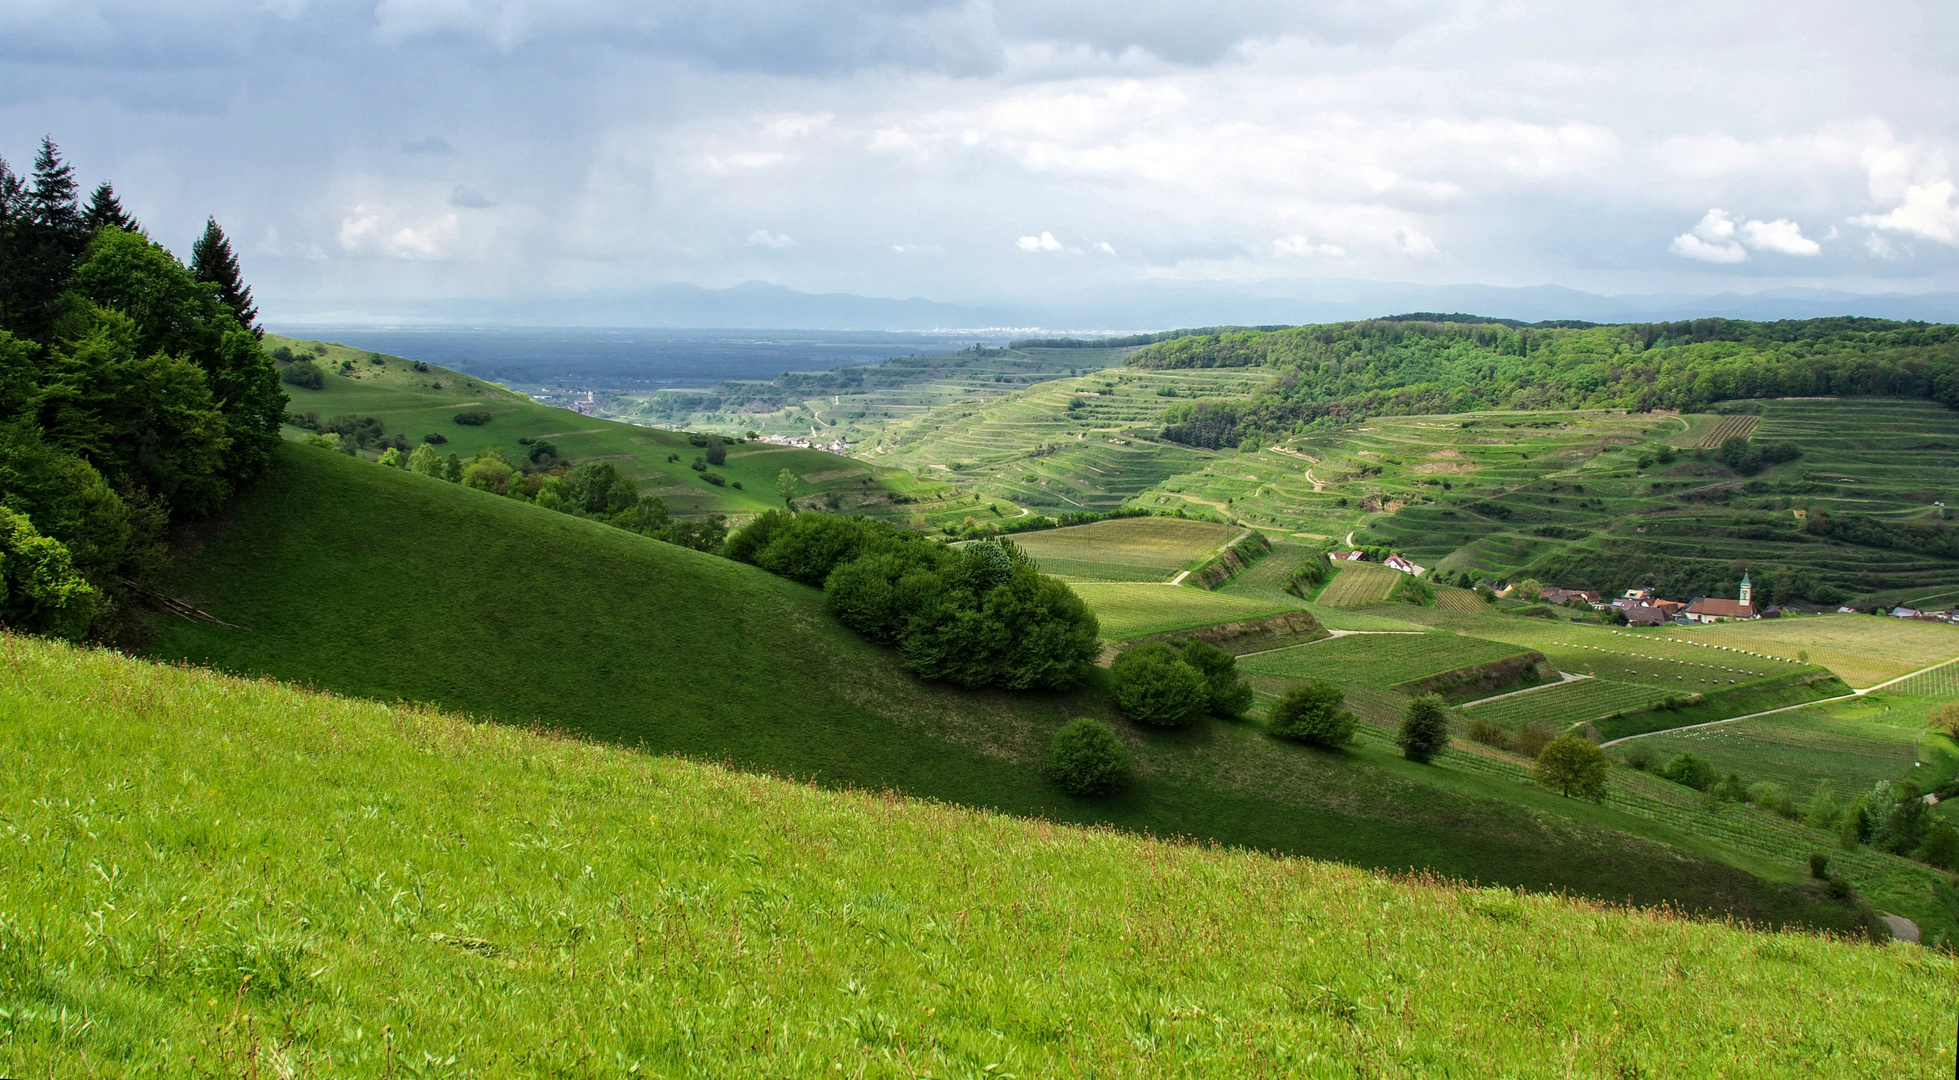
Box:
[1012, 517, 1238, 581]
[6, 637, 1955, 1075]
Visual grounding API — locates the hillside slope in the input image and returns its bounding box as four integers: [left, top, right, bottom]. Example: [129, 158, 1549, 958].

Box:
[4, 637, 1953, 1076]
[146, 445, 1880, 926]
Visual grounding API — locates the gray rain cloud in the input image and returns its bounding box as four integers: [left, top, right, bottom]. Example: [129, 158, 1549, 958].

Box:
[4, 0, 1958, 325]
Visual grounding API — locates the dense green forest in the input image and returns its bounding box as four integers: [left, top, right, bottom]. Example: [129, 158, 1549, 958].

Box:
[0, 139, 280, 639]
[1141, 318, 1959, 448]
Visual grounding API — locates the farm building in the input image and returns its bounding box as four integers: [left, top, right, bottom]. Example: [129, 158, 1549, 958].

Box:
[1683, 598, 1757, 623]
[1623, 602, 1672, 626]
[1541, 587, 1604, 608]
[1383, 553, 1425, 575]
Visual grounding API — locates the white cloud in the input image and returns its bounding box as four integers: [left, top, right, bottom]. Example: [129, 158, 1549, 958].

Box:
[747, 229, 796, 248]
[1273, 235, 1345, 257]
[1854, 180, 1959, 244]
[1096, 241, 1118, 255]
[337, 203, 465, 259]
[1017, 231, 1063, 251]
[1670, 208, 1820, 262]
[1736, 217, 1819, 255]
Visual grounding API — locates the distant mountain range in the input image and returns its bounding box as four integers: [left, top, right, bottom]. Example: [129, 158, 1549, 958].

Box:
[271, 279, 1959, 333]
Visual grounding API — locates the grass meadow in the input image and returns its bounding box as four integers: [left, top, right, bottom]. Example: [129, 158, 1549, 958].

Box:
[1684, 615, 1959, 688]
[6, 637, 1955, 1076]
[1464, 677, 1676, 726]
[131, 444, 1899, 935]
[1010, 517, 1237, 581]
[1067, 583, 1292, 640]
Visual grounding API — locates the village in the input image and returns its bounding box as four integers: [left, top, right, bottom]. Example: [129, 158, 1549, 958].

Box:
[1325, 549, 1959, 627]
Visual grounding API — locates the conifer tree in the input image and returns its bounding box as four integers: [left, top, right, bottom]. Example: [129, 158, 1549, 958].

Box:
[191, 217, 259, 337]
[29, 137, 82, 238]
[83, 181, 139, 234]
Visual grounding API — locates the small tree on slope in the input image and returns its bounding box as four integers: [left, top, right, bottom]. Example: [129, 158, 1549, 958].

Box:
[1533, 735, 1607, 802]
[1396, 694, 1450, 764]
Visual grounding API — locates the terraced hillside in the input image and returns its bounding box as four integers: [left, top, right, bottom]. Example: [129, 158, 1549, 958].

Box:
[8, 638, 1953, 1075]
[138, 443, 1922, 930]
[872, 367, 1264, 513]
[1144, 400, 1959, 608]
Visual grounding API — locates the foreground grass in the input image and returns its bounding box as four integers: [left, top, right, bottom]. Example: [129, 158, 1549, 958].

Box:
[3, 636, 1954, 1077]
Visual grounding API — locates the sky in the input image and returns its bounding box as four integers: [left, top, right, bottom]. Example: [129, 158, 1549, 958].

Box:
[5, 0, 1959, 324]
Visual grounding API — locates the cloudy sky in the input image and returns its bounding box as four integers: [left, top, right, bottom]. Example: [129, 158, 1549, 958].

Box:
[5, 0, 1958, 321]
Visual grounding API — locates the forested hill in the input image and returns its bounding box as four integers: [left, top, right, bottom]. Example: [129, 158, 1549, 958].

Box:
[1133, 317, 1959, 448]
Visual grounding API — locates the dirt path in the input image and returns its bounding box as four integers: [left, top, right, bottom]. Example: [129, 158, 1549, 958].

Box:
[1461, 671, 1592, 708]
[1235, 629, 1425, 659]
[1881, 915, 1920, 943]
[1344, 530, 1355, 547]
[1304, 469, 1324, 492]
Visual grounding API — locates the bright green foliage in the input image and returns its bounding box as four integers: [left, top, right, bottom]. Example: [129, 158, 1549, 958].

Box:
[1110, 642, 1208, 726]
[1180, 638, 1254, 716]
[569, 459, 637, 516]
[4, 638, 1950, 1075]
[1396, 694, 1451, 763]
[1533, 735, 1608, 802]
[1711, 771, 1751, 802]
[407, 442, 441, 476]
[1875, 780, 1930, 856]
[777, 466, 797, 506]
[376, 446, 402, 468]
[1803, 782, 1842, 830]
[1917, 820, 1959, 870]
[1043, 718, 1131, 796]
[461, 453, 512, 494]
[1266, 681, 1358, 748]
[0, 507, 97, 638]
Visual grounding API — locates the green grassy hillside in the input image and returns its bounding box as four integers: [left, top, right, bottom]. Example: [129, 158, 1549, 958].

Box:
[265, 334, 956, 522]
[7, 638, 1953, 1076]
[140, 444, 1908, 930]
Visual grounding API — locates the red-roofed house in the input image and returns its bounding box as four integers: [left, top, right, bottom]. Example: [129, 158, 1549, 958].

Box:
[1684, 598, 1757, 623]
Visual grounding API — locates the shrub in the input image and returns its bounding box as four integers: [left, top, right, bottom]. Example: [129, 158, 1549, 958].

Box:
[1661, 752, 1714, 791]
[705, 434, 727, 466]
[1747, 781, 1795, 819]
[1710, 771, 1749, 803]
[1932, 702, 1959, 741]
[1512, 721, 1555, 760]
[1396, 694, 1450, 763]
[667, 516, 729, 553]
[1916, 820, 1959, 870]
[1110, 643, 1208, 727]
[1266, 682, 1357, 748]
[1826, 874, 1853, 901]
[1619, 742, 1655, 771]
[1042, 719, 1131, 796]
[453, 409, 492, 426]
[701, 472, 726, 486]
[1466, 717, 1509, 749]
[407, 444, 441, 477]
[1533, 735, 1608, 801]
[281, 360, 324, 389]
[422, 432, 447, 444]
[1837, 804, 1869, 850]
[1808, 853, 1830, 880]
[1179, 639, 1253, 717]
[1803, 782, 1842, 830]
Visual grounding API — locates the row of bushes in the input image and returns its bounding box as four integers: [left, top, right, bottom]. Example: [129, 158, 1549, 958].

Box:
[726, 512, 1101, 690]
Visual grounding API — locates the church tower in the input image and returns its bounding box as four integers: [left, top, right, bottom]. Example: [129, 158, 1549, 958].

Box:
[1738, 571, 1752, 605]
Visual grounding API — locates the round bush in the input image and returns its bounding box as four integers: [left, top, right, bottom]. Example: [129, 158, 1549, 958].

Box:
[1396, 694, 1450, 764]
[1109, 643, 1207, 726]
[1043, 718, 1131, 796]
[1266, 681, 1357, 748]
[280, 360, 324, 389]
[453, 409, 493, 426]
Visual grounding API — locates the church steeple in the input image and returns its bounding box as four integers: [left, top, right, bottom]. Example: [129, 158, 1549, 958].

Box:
[1738, 572, 1752, 605]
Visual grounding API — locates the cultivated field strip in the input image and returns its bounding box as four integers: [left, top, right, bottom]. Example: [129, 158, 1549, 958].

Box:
[1240, 631, 1528, 689]
[1883, 658, 1959, 699]
[1463, 676, 1673, 727]
[1317, 562, 1403, 606]
[1070, 583, 1292, 640]
[1694, 413, 1760, 448]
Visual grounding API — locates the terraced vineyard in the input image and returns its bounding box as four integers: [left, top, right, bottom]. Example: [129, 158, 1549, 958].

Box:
[1316, 561, 1404, 606]
[1690, 413, 1760, 448]
[872, 367, 1261, 514]
[1070, 583, 1292, 640]
[1217, 541, 1319, 607]
[1012, 517, 1237, 581]
[1239, 632, 1529, 689]
[1464, 676, 1674, 726]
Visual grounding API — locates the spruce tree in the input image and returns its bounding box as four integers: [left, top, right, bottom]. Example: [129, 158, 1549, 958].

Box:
[29, 137, 83, 238]
[191, 217, 260, 337]
[83, 181, 139, 234]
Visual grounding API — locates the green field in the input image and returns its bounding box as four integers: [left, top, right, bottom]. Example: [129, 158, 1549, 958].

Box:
[1464, 676, 1677, 726]
[1011, 517, 1238, 581]
[1316, 561, 1404, 606]
[1627, 696, 1926, 796]
[1068, 583, 1292, 640]
[1885, 659, 1959, 698]
[7, 638, 1953, 1076]
[1240, 632, 1530, 689]
[134, 444, 1925, 932]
